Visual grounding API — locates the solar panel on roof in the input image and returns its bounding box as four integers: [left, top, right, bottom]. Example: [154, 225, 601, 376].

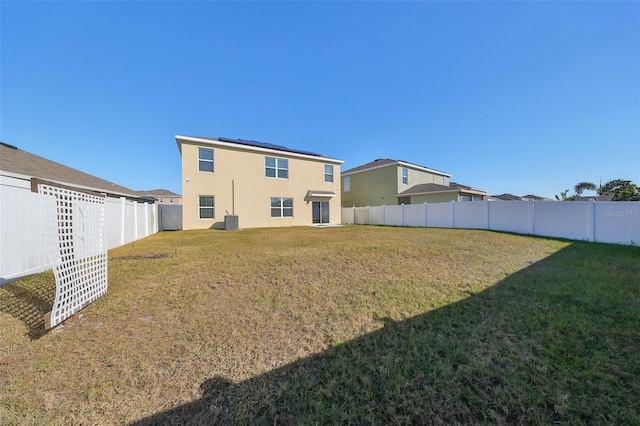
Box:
[217, 136, 322, 157]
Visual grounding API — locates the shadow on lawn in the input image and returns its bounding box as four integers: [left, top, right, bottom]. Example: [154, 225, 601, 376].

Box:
[132, 243, 638, 424]
[0, 273, 55, 339]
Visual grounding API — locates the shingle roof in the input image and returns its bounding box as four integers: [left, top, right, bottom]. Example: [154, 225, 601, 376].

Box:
[490, 193, 525, 201]
[0, 142, 143, 199]
[180, 135, 324, 158]
[397, 182, 487, 196]
[136, 189, 181, 197]
[342, 158, 451, 176]
[490, 194, 553, 201]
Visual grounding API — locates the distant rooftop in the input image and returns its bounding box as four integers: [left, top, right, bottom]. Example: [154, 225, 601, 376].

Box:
[136, 189, 181, 197]
[342, 158, 451, 177]
[397, 182, 487, 197]
[490, 193, 553, 201]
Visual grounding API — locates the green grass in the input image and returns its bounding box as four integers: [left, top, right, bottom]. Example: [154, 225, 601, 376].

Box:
[1, 226, 638, 425]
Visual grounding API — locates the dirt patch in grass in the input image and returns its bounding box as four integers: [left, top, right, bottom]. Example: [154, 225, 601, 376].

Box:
[1, 226, 638, 424]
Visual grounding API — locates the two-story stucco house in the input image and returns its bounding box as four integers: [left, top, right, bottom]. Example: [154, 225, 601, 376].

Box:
[341, 158, 486, 207]
[176, 135, 344, 230]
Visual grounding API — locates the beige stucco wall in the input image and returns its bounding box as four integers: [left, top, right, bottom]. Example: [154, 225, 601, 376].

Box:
[181, 141, 342, 230]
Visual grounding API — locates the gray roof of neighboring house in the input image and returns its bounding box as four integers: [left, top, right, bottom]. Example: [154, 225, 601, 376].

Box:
[177, 135, 326, 158]
[490, 193, 554, 201]
[342, 158, 451, 177]
[490, 193, 525, 201]
[136, 189, 181, 197]
[522, 194, 553, 201]
[0, 141, 145, 199]
[397, 182, 487, 196]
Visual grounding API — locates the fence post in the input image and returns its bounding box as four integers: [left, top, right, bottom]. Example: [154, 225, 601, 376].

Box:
[530, 200, 535, 235]
[352, 206, 356, 224]
[402, 203, 405, 227]
[383, 205, 386, 226]
[134, 201, 139, 240]
[144, 203, 149, 237]
[451, 201, 456, 229]
[120, 197, 126, 245]
[424, 202, 428, 228]
[486, 200, 490, 230]
[589, 200, 595, 242]
[367, 206, 370, 225]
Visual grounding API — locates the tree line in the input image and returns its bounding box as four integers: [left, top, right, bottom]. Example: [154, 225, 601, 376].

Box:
[556, 179, 640, 201]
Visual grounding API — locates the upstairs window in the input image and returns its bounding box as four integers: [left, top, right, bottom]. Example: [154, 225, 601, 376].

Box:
[271, 197, 293, 217]
[198, 148, 214, 172]
[266, 157, 288, 179]
[344, 175, 351, 192]
[402, 168, 408, 185]
[324, 164, 334, 182]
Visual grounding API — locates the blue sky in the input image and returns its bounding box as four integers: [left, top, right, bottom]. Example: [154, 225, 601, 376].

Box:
[2, 1, 638, 199]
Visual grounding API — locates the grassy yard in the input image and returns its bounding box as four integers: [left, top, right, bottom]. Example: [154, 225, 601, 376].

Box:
[1, 226, 639, 425]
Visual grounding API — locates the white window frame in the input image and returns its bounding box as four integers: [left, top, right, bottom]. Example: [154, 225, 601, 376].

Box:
[344, 175, 351, 192]
[402, 168, 408, 185]
[198, 148, 214, 173]
[270, 197, 293, 218]
[199, 195, 215, 219]
[324, 164, 334, 182]
[265, 157, 288, 179]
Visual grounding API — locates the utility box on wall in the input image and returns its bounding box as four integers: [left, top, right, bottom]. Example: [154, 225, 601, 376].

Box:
[224, 215, 239, 230]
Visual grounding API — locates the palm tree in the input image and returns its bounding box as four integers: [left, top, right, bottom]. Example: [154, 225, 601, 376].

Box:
[574, 181, 597, 196]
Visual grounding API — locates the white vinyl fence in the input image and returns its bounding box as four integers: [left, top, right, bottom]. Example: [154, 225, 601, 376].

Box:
[1, 175, 158, 284]
[342, 200, 640, 246]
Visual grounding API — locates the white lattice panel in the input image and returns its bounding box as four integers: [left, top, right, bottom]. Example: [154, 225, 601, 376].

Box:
[39, 184, 107, 328]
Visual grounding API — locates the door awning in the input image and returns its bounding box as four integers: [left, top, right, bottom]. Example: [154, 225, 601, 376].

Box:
[307, 190, 336, 198]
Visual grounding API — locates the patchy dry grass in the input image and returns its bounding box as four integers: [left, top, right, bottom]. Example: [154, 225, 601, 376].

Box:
[1, 226, 638, 425]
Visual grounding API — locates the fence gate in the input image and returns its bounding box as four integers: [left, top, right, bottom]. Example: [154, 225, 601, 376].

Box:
[33, 179, 108, 329]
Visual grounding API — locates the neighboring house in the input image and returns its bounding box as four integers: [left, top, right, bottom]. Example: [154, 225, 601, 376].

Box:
[176, 135, 344, 230]
[0, 142, 150, 201]
[341, 158, 486, 207]
[136, 189, 182, 205]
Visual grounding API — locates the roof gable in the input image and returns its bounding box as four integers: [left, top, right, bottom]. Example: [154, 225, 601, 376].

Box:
[342, 158, 451, 177]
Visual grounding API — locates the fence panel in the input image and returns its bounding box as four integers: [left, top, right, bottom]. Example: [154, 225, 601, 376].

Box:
[404, 204, 426, 227]
[354, 207, 368, 224]
[1, 179, 159, 284]
[454, 202, 487, 229]
[342, 207, 355, 224]
[105, 198, 123, 249]
[426, 203, 454, 228]
[594, 202, 640, 245]
[385, 205, 404, 226]
[343, 200, 640, 246]
[368, 206, 385, 225]
[123, 201, 136, 244]
[0, 179, 48, 280]
[534, 201, 590, 240]
[488, 201, 532, 234]
[136, 202, 148, 238]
